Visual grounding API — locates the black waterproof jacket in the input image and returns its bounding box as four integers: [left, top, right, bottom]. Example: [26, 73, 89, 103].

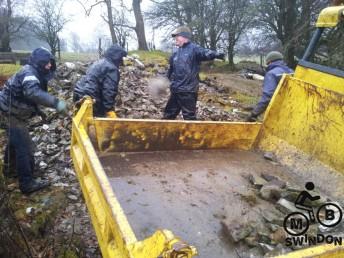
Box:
[73, 44, 127, 112]
[168, 42, 218, 93]
[0, 47, 58, 120]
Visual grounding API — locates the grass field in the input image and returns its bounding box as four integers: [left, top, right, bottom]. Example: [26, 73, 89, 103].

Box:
[0, 51, 261, 77]
[0, 64, 21, 77]
[60, 50, 170, 64]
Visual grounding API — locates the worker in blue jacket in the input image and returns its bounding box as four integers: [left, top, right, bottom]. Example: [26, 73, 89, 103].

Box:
[0, 47, 67, 194]
[164, 26, 224, 120]
[73, 44, 127, 118]
[247, 51, 294, 122]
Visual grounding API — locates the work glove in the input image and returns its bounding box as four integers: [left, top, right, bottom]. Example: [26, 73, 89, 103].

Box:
[215, 52, 225, 61]
[106, 111, 117, 118]
[246, 113, 258, 122]
[56, 99, 67, 114]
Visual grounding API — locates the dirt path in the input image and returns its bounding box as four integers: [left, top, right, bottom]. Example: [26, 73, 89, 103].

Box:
[208, 73, 262, 97]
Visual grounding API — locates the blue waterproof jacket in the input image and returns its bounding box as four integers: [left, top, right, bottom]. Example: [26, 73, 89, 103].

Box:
[73, 44, 127, 112]
[168, 42, 219, 93]
[0, 47, 58, 120]
[252, 60, 294, 116]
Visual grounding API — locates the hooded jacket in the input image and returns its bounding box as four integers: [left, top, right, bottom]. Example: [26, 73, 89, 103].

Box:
[167, 41, 219, 93]
[252, 60, 294, 116]
[73, 44, 127, 113]
[0, 47, 58, 120]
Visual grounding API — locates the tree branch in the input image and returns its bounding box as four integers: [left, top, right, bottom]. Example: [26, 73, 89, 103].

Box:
[75, 0, 105, 16]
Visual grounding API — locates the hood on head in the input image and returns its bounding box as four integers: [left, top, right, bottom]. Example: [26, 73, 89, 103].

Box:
[29, 47, 56, 75]
[104, 44, 127, 65]
[267, 59, 287, 71]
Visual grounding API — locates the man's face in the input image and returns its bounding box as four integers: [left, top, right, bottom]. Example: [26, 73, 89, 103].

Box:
[175, 35, 189, 47]
[44, 61, 52, 70]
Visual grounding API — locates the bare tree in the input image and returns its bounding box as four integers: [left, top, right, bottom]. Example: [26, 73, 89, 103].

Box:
[77, 0, 118, 44]
[111, 0, 148, 50]
[112, 8, 129, 48]
[0, 0, 12, 51]
[104, 0, 118, 44]
[254, 0, 328, 67]
[32, 0, 68, 56]
[0, 0, 28, 51]
[147, 0, 226, 49]
[77, 0, 148, 50]
[132, 0, 148, 50]
[221, 0, 252, 69]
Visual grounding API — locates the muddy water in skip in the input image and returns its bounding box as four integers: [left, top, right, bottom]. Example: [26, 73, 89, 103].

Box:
[99, 149, 303, 257]
[100, 150, 289, 258]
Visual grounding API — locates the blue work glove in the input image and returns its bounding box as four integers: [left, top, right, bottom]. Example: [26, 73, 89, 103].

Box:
[56, 99, 67, 114]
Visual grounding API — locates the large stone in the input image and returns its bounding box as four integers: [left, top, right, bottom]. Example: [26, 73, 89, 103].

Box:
[270, 226, 287, 244]
[261, 173, 280, 182]
[258, 242, 275, 253]
[248, 174, 267, 188]
[221, 219, 254, 242]
[260, 183, 283, 202]
[281, 189, 300, 203]
[262, 208, 285, 226]
[244, 235, 259, 247]
[256, 223, 272, 244]
[263, 152, 277, 162]
[239, 189, 258, 206]
[276, 198, 300, 214]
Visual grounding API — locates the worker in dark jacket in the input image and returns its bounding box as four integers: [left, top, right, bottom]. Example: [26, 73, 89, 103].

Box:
[163, 26, 224, 120]
[0, 47, 67, 194]
[73, 44, 127, 117]
[246, 51, 294, 122]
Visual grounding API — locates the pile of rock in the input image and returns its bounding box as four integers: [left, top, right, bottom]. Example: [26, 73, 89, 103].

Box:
[221, 164, 344, 257]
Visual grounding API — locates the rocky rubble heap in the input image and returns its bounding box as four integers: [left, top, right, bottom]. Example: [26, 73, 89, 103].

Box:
[221, 158, 344, 258]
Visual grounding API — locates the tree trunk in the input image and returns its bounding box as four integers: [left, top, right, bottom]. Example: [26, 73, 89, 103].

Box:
[227, 41, 235, 70]
[133, 0, 148, 50]
[105, 0, 118, 44]
[49, 39, 57, 57]
[209, 27, 217, 50]
[0, 0, 12, 51]
[301, 0, 312, 43]
[284, 0, 297, 67]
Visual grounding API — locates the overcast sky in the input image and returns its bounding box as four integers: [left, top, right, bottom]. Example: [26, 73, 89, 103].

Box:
[58, 0, 167, 51]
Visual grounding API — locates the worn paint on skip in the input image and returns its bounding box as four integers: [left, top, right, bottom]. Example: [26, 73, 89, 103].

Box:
[94, 119, 261, 153]
[258, 76, 344, 173]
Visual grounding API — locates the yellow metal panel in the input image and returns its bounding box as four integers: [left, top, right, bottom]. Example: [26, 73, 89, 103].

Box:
[295, 65, 344, 94]
[94, 119, 261, 152]
[316, 6, 344, 27]
[71, 100, 137, 258]
[276, 245, 344, 258]
[128, 230, 197, 258]
[71, 98, 199, 258]
[257, 75, 344, 173]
